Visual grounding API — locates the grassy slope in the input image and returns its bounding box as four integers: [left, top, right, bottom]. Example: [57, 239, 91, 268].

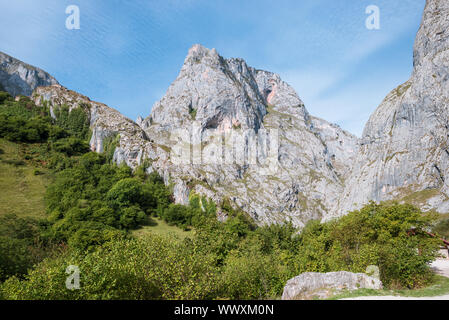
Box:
[132, 217, 192, 240]
[0, 138, 189, 238]
[0, 139, 49, 218]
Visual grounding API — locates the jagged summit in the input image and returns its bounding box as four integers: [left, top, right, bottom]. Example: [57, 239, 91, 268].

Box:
[184, 44, 220, 63]
[141, 44, 357, 226]
[413, 0, 449, 70]
[143, 44, 306, 134]
[0, 51, 58, 97]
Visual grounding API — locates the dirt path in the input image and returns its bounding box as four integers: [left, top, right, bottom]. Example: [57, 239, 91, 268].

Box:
[341, 259, 449, 300]
[431, 259, 449, 278]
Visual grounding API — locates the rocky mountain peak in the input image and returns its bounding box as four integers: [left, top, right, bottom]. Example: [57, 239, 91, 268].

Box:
[145, 45, 308, 135]
[0, 51, 58, 97]
[139, 44, 358, 226]
[183, 44, 220, 66]
[145, 44, 268, 134]
[413, 0, 449, 70]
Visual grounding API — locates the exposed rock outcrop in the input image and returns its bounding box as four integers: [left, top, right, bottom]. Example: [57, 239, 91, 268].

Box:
[334, 0, 449, 218]
[32, 85, 160, 170]
[141, 44, 358, 226]
[0, 51, 58, 97]
[282, 271, 383, 300]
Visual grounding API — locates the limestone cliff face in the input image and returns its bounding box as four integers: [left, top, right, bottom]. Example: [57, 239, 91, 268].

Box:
[32, 85, 159, 170]
[334, 0, 449, 218]
[0, 51, 58, 97]
[141, 44, 358, 226]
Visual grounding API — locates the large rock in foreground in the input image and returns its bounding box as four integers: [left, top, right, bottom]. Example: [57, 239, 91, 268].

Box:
[282, 271, 383, 300]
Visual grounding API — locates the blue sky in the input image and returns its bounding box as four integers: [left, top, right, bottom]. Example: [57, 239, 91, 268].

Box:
[0, 0, 426, 136]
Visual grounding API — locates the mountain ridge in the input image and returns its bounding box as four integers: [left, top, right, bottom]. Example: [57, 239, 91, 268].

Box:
[0, 0, 447, 226]
[0, 51, 58, 97]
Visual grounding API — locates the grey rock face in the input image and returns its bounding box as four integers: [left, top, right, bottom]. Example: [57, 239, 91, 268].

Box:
[310, 116, 359, 181]
[141, 44, 358, 226]
[282, 271, 383, 300]
[335, 0, 449, 218]
[0, 51, 58, 97]
[32, 85, 158, 170]
[136, 115, 144, 127]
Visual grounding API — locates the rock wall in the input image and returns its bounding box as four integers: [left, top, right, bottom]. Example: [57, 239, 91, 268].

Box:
[334, 0, 449, 218]
[141, 44, 358, 226]
[0, 51, 58, 97]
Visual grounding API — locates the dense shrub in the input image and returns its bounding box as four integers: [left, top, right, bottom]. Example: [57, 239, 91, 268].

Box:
[106, 178, 146, 209]
[0, 236, 220, 300]
[0, 91, 11, 104]
[52, 137, 90, 156]
[162, 204, 192, 228]
[53, 105, 90, 140]
[118, 206, 146, 229]
[293, 202, 440, 288]
[0, 214, 50, 282]
[0, 237, 34, 282]
[0, 115, 52, 142]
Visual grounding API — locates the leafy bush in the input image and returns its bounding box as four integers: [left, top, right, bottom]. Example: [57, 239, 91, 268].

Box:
[0, 237, 34, 282]
[0, 214, 49, 282]
[106, 178, 146, 209]
[53, 105, 90, 140]
[219, 242, 290, 299]
[119, 206, 146, 229]
[1, 236, 220, 300]
[0, 115, 52, 142]
[293, 202, 440, 288]
[162, 204, 192, 228]
[52, 137, 90, 156]
[0, 91, 12, 104]
[66, 222, 126, 251]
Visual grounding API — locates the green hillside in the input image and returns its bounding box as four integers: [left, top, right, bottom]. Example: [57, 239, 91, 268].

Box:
[0, 139, 49, 218]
